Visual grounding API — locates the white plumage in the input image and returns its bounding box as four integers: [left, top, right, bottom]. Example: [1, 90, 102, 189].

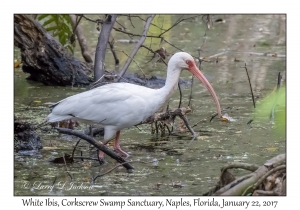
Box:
[47, 52, 222, 159]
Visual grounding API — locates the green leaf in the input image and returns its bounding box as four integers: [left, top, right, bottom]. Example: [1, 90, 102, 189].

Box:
[38, 14, 75, 54]
[45, 26, 57, 32]
[37, 14, 49, 21]
[43, 17, 56, 27]
[255, 87, 286, 135]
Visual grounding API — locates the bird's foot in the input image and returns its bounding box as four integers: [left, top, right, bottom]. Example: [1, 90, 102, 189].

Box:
[114, 147, 130, 159]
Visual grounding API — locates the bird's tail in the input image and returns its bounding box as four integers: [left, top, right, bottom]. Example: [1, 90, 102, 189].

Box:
[46, 113, 73, 123]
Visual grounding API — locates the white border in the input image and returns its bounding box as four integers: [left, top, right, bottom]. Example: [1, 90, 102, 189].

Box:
[5, 0, 296, 209]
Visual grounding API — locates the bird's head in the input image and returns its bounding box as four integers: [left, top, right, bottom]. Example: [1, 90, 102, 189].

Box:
[169, 52, 222, 117]
[169, 52, 195, 71]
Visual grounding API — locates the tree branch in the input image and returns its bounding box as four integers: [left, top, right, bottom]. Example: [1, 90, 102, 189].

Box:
[56, 127, 134, 170]
[69, 14, 93, 63]
[117, 15, 155, 81]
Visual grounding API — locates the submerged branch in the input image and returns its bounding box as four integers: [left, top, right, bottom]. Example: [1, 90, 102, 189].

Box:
[56, 128, 134, 170]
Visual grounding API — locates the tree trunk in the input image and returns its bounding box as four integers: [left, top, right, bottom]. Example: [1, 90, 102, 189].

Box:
[14, 14, 93, 86]
[94, 14, 117, 81]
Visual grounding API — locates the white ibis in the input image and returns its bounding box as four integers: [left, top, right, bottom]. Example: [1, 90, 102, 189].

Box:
[46, 52, 222, 159]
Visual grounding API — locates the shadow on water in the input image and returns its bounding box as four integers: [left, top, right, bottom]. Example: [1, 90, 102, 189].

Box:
[14, 14, 286, 196]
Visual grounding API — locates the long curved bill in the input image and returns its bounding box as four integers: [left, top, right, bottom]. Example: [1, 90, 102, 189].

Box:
[188, 62, 222, 117]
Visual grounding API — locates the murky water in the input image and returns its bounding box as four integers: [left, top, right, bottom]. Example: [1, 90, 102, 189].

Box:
[14, 14, 286, 196]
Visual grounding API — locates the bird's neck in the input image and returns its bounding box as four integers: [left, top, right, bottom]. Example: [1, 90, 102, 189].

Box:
[159, 66, 181, 100]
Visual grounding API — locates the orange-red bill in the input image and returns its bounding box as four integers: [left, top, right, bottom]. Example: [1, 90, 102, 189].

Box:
[188, 62, 222, 117]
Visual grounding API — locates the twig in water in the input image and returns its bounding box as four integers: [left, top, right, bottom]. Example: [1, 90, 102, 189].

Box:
[92, 158, 164, 182]
[243, 63, 256, 108]
[247, 119, 253, 125]
[188, 76, 194, 107]
[73, 156, 99, 161]
[71, 139, 82, 160]
[62, 152, 73, 181]
[176, 112, 197, 140]
[270, 72, 282, 119]
[178, 83, 182, 108]
[52, 176, 57, 186]
[210, 113, 219, 122]
[26, 100, 34, 110]
[194, 104, 230, 126]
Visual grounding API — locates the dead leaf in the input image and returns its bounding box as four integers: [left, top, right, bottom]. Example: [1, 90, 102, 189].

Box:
[266, 147, 277, 152]
[221, 113, 237, 122]
[14, 61, 22, 68]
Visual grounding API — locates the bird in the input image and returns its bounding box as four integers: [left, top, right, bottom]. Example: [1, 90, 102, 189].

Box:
[46, 52, 222, 160]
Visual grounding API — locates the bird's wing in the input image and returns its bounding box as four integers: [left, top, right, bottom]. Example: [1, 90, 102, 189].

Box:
[47, 83, 150, 126]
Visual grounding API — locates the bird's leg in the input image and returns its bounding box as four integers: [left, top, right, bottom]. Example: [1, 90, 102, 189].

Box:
[88, 125, 93, 150]
[98, 131, 129, 160]
[98, 139, 110, 161]
[113, 131, 129, 158]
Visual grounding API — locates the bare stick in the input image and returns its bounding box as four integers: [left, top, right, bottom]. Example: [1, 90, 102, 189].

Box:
[163, 39, 184, 52]
[244, 63, 256, 108]
[141, 45, 167, 66]
[271, 72, 282, 119]
[108, 39, 120, 66]
[178, 113, 197, 140]
[178, 83, 182, 108]
[73, 156, 99, 161]
[69, 14, 93, 63]
[188, 76, 194, 107]
[71, 139, 81, 159]
[62, 152, 73, 181]
[242, 51, 285, 58]
[118, 50, 146, 77]
[117, 15, 155, 80]
[92, 158, 164, 182]
[158, 15, 200, 37]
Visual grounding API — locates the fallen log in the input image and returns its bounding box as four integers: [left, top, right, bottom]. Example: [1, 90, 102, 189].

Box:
[204, 153, 286, 196]
[14, 14, 93, 86]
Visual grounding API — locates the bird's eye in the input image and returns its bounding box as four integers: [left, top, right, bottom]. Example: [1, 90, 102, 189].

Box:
[186, 60, 190, 65]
